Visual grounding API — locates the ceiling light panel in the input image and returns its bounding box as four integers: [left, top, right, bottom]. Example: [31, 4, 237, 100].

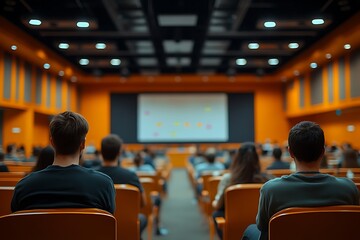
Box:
[158, 15, 198, 26]
[163, 40, 194, 53]
[203, 41, 230, 54]
[166, 57, 191, 66]
[137, 58, 158, 66]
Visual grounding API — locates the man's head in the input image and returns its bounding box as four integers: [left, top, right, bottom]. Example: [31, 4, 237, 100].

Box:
[101, 134, 123, 162]
[288, 121, 324, 163]
[272, 147, 282, 160]
[49, 111, 89, 155]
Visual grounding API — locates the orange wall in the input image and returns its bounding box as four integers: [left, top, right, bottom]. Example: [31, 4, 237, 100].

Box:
[33, 113, 50, 147]
[78, 82, 289, 149]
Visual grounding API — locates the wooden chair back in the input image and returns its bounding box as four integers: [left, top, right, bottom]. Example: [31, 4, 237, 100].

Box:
[6, 165, 33, 173]
[0, 178, 21, 186]
[266, 169, 293, 177]
[137, 172, 163, 193]
[0, 172, 26, 178]
[269, 205, 360, 240]
[0, 208, 116, 240]
[0, 186, 15, 216]
[336, 168, 360, 177]
[223, 184, 263, 240]
[114, 184, 140, 240]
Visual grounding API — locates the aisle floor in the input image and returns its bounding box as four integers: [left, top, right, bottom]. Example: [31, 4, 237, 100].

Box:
[143, 169, 210, 240]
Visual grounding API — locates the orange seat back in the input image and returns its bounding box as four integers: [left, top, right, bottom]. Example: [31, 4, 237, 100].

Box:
[0, 178, 21, 186]
[114, 184, 140, 240]
[0, 208, 116, 240]
[269, 205, 360, 240]
[0, 186, 15, 216]
[224, 184, 263, 239]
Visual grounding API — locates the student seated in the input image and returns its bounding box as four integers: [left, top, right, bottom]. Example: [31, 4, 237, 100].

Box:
[11, 111, 115, 214]
[242, 121, 359, 240]
[195, 151, 225, 179]
[212, 142, 273, 239]
[266, 147, 290, 170]
[97, 134, 148, 236]
[0, 152, 9, 172]
[32, 146, 54, 172]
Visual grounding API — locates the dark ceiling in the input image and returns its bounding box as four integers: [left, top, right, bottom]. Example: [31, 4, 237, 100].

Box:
[1, 0, 359, 77]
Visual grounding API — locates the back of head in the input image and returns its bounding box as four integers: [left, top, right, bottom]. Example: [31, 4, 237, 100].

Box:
[50, 111, 89, 155]
[133, 152, 143, 167]
[101, 134, 123, 161]
[288, 121, 324, 163]
[0, 152, 4, 162]
[205, 153, 216, 164]
[34, 146, 55, 172]
[272, 147, 282, 160]
[343, 149, 359, 168]
[230, 142, 260, 184]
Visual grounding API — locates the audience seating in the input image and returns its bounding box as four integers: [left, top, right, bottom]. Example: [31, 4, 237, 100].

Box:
[215, 184, 263, 240]
[0, 186, 15, 216]
[266, 169, 293, 177]
[206, 176, 222, 240]
[0, 208, 117, 240]
[114, 184, 140, 240]
[0, 178, 21, 186]
[335, 168, 360, 177]
[269, 205, 360, 240]
[139, 177, 159, 240]
[137, 171, 164, 196]
[0, 172, 26, 178]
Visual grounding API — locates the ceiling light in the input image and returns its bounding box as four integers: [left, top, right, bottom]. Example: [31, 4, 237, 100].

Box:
[268, 58, 279, 66]
[11, 45, 17, 51]
[77, 21, 90, 28]
[58, 71, 65, 76]
[29, 19, 41, 26]
[79, 59, 89, 65]
[236, 58, 247, 66]
[310, 62, 318, 69]
[43, 63, 50, 69]
[264, 21, 276, 28]
[326, 53, 332, 59]
[248, 43, 259, 50]
[58, 43, 69, 49]
[344, 44, 351, 50]
[110, 59, 121, 66]
[288, 43, 299, 49]
[95, 43, 106, 49]
[312, 18, 324, 25]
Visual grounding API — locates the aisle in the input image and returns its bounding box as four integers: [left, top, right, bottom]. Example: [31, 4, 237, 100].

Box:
[145, 169, 210, 240]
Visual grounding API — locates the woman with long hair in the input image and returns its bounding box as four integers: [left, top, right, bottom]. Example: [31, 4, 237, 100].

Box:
[212, 142, 272, 239]
[32, 146, 55, 172]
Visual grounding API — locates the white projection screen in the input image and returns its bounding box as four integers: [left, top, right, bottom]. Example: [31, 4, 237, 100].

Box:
[138, 93, 228, 142]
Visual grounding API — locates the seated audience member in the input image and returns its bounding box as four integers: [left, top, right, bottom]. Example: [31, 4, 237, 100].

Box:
[142, 147, 157, 170]
[82, 149, 102, 169]
[340, 148, 359, 168]
[32, 146, 55, 172]
[97, 134, 148, 236]
[27, 146, 42, 162]
[5, 144, 20, 161]
[212, 142, 273, 239]
[0, 152, 9, 172]
[320, 154, 328, 168]
[195, 151, 225, 179]
[266, 147, 290, 170]
[242, 121, 359, 240]
[11, 111, 115, 214]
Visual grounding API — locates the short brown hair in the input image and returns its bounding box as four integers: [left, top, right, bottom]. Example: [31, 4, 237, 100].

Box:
[101, 134, 123, 161]
[49, 111, 89, 155]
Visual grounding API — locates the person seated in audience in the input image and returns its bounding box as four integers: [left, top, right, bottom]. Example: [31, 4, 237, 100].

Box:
[27, 146, 42, 162]
[32, 146, 54, 172]
[195, 150, 225, 179]
[142, 146, 157, 170]
[266, 147, 290, 170]
[82, 149, 102, 169]
[320, 154, 328, 168]
[5, 144, 20, 161]
[242, 121, 359, 240]
[97, 134, 148, 236]
[11, 111, 115, 214]
[339, 148, 359, 168]
[0, 152, 9, 172]
[129, 151, 168, 236]
[212, 142, 273, 239]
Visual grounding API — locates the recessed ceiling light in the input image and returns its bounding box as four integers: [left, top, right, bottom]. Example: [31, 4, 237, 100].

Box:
[58, 71, 65, 76]
[344, 44, 351, 50]
[79, 59, 89, 65]
[264, 21, 276, 28]
[77, 21, 90, 28]
[29, 19, 41, 26]
[58, 43, 69, 49]
[95, 43, 106, 49]
[288, 43, 299, 49]
[110, 59, 121, 66]
[248, 43, 259, 50]
[43, 63, 50, 69]
[11, 45, 17, 51]
[310, 62, 318, 69]
[326, 53, 332, 59]
[312, 18, 324, 25]
[236, 58, 247, 66]
[268, 58, 279, 66]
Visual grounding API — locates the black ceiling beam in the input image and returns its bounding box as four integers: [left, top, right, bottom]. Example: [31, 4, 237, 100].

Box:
[140, 0, 166, 72]
[190, 0, 216, 71]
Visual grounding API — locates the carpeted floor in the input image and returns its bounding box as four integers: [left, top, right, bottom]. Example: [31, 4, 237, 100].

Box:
[143, 169, 210, 240]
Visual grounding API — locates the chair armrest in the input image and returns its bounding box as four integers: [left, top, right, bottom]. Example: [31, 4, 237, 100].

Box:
[215, 217, 225, 230]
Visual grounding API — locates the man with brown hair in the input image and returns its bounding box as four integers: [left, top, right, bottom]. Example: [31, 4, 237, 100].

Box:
[11, 111, 115, 213]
